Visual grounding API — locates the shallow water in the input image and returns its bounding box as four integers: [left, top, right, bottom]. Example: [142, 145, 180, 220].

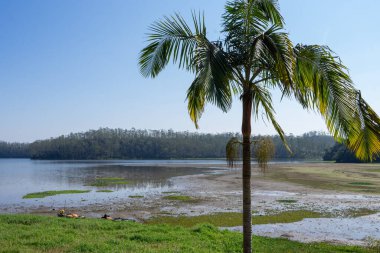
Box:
[226, 213, 380, 245]
[0, 159, 220, 211]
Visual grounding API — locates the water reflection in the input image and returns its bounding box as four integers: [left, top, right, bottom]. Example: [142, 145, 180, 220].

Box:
[0, 159, 215, 209]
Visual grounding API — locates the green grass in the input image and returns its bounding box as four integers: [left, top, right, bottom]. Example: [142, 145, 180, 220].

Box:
[129, 195, 144, 198]
[147, 210, 323, 227]
[276, 199, 298, 204]
[0, 214, 374, 253]
[163, 195, 199, 202]
[96, 190, 113, 193]
[22, 190, 91, 199]
[88, 177, 130, 187]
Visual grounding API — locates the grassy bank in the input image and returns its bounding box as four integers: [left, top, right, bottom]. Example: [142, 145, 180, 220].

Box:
[0, 214, 375, 253]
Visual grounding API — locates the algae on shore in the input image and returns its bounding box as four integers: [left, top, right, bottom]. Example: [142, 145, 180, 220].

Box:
[163, 195, 200, 202]
[88, 177, 130, 187]
[23, 190, 90, 199]
[96, 190, 113, 193]
[146, 210, 323, 227]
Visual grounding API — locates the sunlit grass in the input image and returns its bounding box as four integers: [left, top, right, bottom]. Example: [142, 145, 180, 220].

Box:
[0, 214, 375, 253]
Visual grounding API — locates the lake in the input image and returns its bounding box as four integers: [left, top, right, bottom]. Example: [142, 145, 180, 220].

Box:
[0, 159, 224, 213]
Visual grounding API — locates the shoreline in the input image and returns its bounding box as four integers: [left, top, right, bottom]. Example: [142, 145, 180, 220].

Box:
[2, 162, 380, 245]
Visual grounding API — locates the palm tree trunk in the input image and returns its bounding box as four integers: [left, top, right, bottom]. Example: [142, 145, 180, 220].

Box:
[242, 92, 252, 253]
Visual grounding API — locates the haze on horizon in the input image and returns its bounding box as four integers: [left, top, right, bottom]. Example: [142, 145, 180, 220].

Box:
[1, 0, 379, 142]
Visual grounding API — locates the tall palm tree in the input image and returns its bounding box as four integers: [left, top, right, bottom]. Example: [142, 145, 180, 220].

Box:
[139, 0, 380, 252]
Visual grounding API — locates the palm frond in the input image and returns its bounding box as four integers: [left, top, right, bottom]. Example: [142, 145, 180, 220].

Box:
[139, 13, 204, 78]
[223, 0, 283, 34]
[293, 45, 357, 140]
[293, 44, 380, 161]
[347, 93, 380, 161]
[186, 34, 234, 128]
[250, 24, 294, 90]
[251, 85, 291, 153]
[226, 137, 241, 167]
[140, 13, 234, 128]
[223, 0, 284, 66]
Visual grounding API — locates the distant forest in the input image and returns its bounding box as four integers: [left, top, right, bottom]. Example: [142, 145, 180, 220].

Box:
[0, 142, 29, 158]
[0, 128, 335, 160]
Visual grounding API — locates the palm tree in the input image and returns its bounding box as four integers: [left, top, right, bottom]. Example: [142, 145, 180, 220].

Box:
[139, 1, 380, 252]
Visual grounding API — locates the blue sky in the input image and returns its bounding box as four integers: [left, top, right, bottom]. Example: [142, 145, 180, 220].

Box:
[0, 0, 379, 142]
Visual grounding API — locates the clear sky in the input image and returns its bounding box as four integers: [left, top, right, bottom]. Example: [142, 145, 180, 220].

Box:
[1, 0, 379, 142]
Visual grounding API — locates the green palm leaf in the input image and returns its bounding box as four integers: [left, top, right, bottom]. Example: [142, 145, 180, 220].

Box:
[251, 85, 291, 152]
[293, 45, 380, 161]
[348, 93, 380, 161]
[139, 13, 203, 77]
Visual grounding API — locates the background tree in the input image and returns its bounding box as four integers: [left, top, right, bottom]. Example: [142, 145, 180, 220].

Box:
[139, 0, 380, 252]
[323, 143, 380, 163]
[254, 137, 275, 171]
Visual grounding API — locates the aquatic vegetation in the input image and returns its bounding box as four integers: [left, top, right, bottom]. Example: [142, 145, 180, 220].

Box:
[340, 208, 377, 218]
[349, 182, 374, 186]
[129, 195, 144, 198]
[276, 199, 298, 204]
[23, 190, 90, 199]
[163, 195, 199, 202]
[98, 177, 124, 180]
[147, 210, 323, 227]
[96, 190, 113, 193]
[88, 177, 130, 187]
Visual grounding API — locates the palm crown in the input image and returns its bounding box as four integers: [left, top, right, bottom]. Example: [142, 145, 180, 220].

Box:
[139, 0, 380, 161]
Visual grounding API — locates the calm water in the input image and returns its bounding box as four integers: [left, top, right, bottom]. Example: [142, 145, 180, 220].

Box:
[0, 159, 223, 212]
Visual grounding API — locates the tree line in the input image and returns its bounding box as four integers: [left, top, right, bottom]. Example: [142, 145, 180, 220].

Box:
[0, 142, 30, 158]
[0, 128, 335, 160]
